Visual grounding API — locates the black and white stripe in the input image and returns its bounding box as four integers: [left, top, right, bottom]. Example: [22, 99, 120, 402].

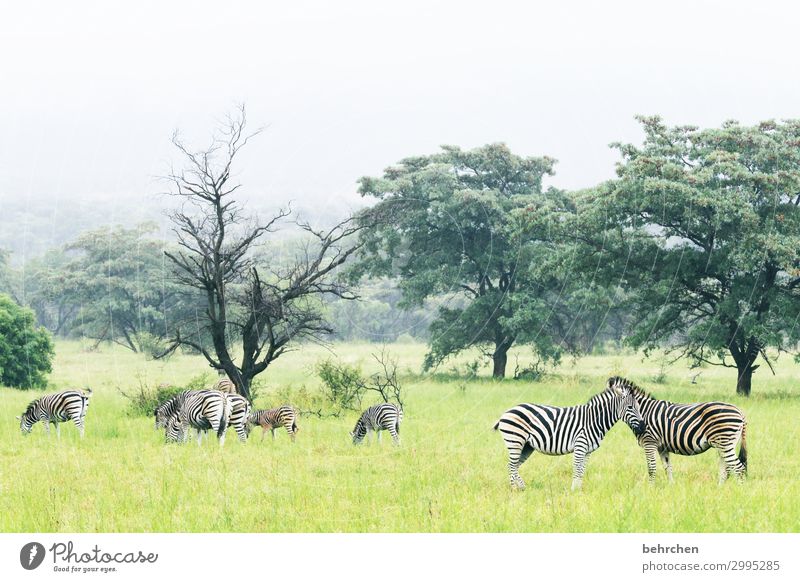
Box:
[493, 378, 646, 490]
[213, 376, 237, 394]
[610, 377, 748, 483]
[157, 390, 231, 446]
[18, 389, 93, 438]
[226, 394, 252, 442]
[248, 406, 299, 442]
[351, 403, 403, 446]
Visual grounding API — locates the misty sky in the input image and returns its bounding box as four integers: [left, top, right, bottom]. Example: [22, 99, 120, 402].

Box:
[2, 0, 799, 226]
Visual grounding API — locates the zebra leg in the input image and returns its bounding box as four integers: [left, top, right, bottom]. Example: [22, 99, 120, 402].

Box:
[715, 441, 740, 484]
[43, 421, 50, 437]
[572, 439, 589, 491]
[644, 446, 658, 483]
[505, 439, 529, 490]
[55, 423, 61, 440]
[388, 425, 400, 446]
[659, 451, 673, 483]
[377, 430, 382, 444]
[287, 427, 296, 442]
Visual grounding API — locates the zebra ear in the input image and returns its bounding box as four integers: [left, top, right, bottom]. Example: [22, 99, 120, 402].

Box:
[15, 416, 21, 420]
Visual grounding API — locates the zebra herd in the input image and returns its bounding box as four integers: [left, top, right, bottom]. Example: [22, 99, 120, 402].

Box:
[16, 375, 747, 489]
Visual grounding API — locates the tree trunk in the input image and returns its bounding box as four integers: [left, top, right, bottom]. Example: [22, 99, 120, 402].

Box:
[492, 345, 509, 379]
[736, 364, 753, 396]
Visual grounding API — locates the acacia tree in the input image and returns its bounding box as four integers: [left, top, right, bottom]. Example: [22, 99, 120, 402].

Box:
[160, 107, 372, 399]
[353, 144, 585, 378]
[574, 116, 800, 395]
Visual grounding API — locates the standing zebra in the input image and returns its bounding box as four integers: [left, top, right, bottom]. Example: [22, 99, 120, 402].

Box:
[494, 379, 646, 490]
[226, 394, 252, 442]
[155, 390, 231, 446]
[17, 389, 93, 438]
[248, 406, 299, 442]
[351, 403, 402, 446]
[609, 376, 748, 483]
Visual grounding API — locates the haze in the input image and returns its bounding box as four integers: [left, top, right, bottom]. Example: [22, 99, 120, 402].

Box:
[1, 0, 799, 254]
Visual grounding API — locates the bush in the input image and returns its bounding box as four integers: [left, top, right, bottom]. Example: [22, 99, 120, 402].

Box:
[0, 294, 54, 389]
[120, 372, 211, 417]
[316, 359, 366, 411]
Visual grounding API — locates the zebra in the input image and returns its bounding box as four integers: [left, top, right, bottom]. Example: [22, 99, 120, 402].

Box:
[493, 378, 646, 490]
[164, 410, 188, 443]
[226, 393, 252, 442]
[351, 403, 403, 446]
[213, 370, 237, 394]
[17, 389, 93, 438]
[609, 376, 748, 483]
[248, 406, 299, 442]
[156, 390, 231, 446]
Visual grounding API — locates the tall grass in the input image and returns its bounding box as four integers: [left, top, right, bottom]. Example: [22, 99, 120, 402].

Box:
[0, 340, 797, 532]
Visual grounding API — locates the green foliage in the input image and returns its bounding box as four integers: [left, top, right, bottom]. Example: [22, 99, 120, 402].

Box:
[61, 223, 191, 353]
[571, 117, 800, 394]
[0, 294, 54, 389]
[120, 372, 211, 417]
[354, 143, 587, 377]
[316, 359, 366, 411]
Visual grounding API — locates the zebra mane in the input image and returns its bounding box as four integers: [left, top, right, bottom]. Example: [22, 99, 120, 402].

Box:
[23, 400, 39, 416]
[607, 376, 655, 400]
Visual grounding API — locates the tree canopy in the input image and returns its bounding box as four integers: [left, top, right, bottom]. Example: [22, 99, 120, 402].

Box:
[571, 116, 800, 394]
[354, 143, 592, 377]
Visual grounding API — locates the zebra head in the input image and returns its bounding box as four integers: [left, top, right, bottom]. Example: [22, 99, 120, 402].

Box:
[17, 402, 39, 435]
[350, 419, 367, 445]
[164, 411, 187, 443]
[608, 377, 646, 436]
[154, 395, 180, 430]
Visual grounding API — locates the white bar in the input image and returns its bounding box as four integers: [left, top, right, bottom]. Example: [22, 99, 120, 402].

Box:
[1, 534, 797, 581]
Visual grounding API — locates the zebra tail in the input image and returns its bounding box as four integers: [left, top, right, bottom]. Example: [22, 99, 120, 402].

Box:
[737, 422, 747, 473]
[218, 396, 232, 439]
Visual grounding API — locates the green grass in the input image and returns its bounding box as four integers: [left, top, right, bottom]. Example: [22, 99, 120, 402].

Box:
[0, 340, 797, 532]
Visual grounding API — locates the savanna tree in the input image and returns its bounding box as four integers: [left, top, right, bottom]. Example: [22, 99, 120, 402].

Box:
[353, 144, 585, 378]
[575, 116, 800, 395]
[59, 224, 183, 353]
[160, 106, 373, 399]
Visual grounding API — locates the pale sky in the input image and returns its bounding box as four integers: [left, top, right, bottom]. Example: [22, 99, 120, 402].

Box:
[1, 0, 799, 226]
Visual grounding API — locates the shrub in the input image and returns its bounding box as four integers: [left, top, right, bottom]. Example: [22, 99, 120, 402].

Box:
[316, 359, 366, 411]
[0, 294, 54, 389]
[120, 372, 211, 417]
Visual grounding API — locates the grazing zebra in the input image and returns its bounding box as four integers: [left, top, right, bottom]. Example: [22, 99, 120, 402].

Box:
[493, 378, 646, 490]
[351, 403, 403, 446]
[226, 394, 252, 442]
[609, 376, 748, 483]
[248, 406, 299, 442]
[156, 390, 231, 446]
[17, 389, 93, 438]
[164, 410, 188, 443]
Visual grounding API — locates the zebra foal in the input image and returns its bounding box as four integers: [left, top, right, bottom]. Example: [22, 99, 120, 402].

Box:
[17, 389, 93, 438]
[248, 406, 299, 442]
[494, 378, 646, 490]
[351, 403, 402, 445]
[611, 377, 748, 483]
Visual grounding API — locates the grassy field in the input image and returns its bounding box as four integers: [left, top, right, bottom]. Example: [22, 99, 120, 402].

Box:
[0, 340, 797, 533]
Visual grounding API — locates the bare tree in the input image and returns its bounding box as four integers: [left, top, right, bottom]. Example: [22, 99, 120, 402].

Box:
[159, 106, 373, 399]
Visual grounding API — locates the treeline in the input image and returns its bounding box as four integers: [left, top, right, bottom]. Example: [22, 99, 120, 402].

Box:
[2, 113, 798, 396]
